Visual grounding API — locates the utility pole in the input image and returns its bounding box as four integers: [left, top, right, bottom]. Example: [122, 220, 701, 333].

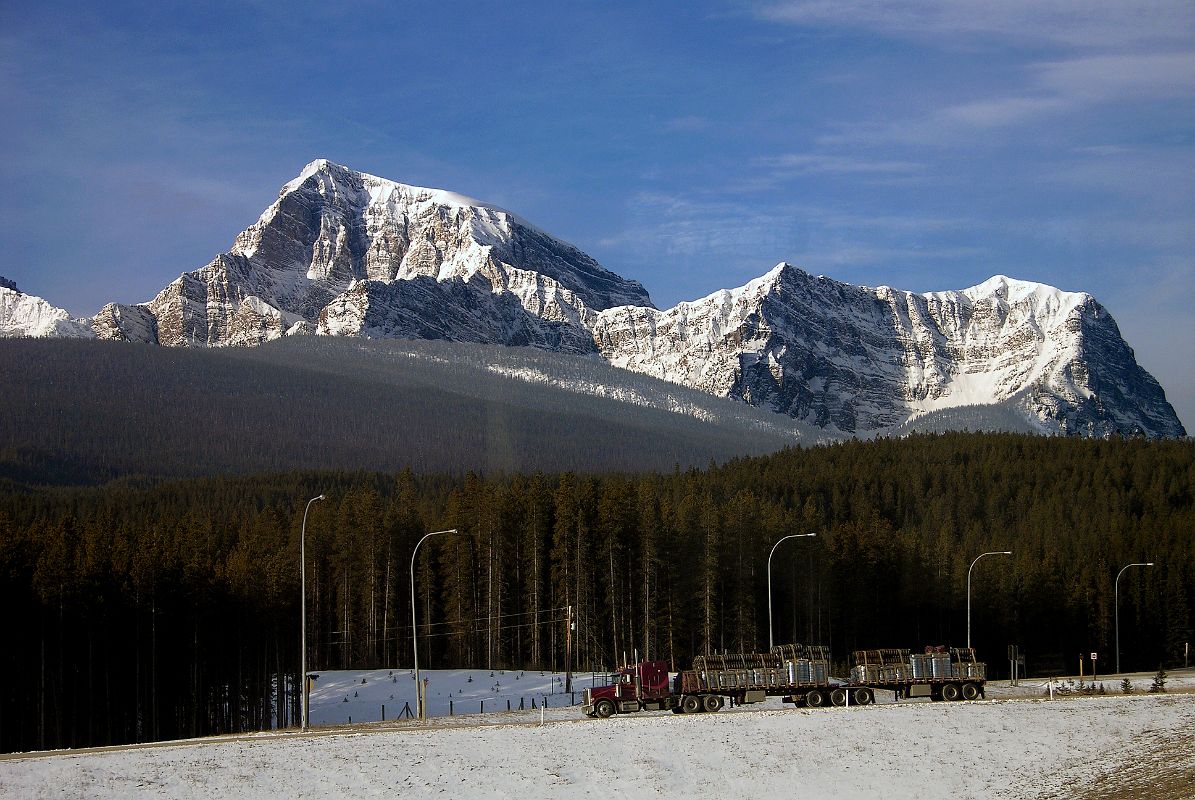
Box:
[565, 604, 573, 693]
[300, 493, 325, 731]
[410, 528, 458, 719]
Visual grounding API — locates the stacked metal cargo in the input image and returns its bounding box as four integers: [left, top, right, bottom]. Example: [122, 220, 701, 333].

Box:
[851, 648, 910, 684]
[772, 643, 830, 686]
[950, 647, 986, 681]
[688, 650, 786, 691]
[683, 644, 832, 692]
[848, 645, 988, 701]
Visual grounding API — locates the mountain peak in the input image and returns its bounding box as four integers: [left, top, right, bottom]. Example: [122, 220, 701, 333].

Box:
[962, 274, 1089, 309]
[300, 156, 335, 176]
[1, 285, 95, 339]
[283, 158, 495, 213]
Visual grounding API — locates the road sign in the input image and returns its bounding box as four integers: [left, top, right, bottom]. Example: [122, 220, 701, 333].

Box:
[1091, 652, 1098, 661]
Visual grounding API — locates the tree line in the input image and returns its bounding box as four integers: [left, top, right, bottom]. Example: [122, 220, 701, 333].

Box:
[0, 432, 1191, 752]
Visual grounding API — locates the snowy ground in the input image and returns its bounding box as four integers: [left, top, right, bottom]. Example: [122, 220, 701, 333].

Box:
[4, 669, 1194, 799]
[308, 667, 607, 726]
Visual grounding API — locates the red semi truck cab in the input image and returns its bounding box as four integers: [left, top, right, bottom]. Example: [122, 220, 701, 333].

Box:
[582, 660, 673, 717]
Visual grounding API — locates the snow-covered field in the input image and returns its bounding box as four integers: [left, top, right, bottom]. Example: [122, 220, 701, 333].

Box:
[308, 667, 605, 726]
[5, 670, 1194, 800]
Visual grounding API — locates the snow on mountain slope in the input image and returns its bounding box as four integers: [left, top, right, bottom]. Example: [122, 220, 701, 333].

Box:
[594, 264, 1184, 437]
[0, 283, 95, 339]
[16, 159, 1180, 439]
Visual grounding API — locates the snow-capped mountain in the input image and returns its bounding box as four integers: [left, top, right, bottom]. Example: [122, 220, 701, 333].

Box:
[0, 279, 95, 339]
[16, 160, 1182, 438]
[94, 159, 651, 346]
[592, 265, 1184, 437]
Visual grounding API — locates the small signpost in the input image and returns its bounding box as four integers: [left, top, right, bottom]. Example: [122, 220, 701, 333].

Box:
[1091, 652, 1098, 682]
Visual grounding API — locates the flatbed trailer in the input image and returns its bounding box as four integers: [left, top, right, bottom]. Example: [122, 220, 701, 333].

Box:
[851, 647, 987, 701]
[680, 644, 861, 709]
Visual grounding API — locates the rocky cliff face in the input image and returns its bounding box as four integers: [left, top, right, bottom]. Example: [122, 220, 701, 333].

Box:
[592, 265, 1185, 437]
[316, 274, 599, 354]
[15, 160, 1178, 439]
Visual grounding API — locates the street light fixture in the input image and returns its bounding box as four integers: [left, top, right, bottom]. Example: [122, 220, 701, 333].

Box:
[410, 528, 459, 719]
[967, 551, 1012, 650]
[300, 493, 325, 731]
[1115, 562, 1155, 675]
[767, 533, 817, 650]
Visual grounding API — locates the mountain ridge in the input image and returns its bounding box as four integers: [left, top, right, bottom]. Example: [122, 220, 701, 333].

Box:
[5, 160, 1185, 439]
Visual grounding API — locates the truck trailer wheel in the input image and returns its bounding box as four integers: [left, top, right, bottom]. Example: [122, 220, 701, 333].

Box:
[805, 689, 826, 708]
[594, 699, 615, 718]
[851, 688, 873, 706]
[961, 682, 980, 701]
[681, 694, 702, 714]
[941, 683, 961, 702]
[702, 694, 724, 713]
[829, 688, 847, 707]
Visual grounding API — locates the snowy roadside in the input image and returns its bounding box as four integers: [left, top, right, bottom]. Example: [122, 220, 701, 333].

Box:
[4, 690, 1193, 799]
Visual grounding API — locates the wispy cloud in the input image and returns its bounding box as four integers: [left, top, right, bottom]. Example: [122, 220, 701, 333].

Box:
[1033, 51, 1195, 103]
[596, 191, 989, 304]
[816, 49, 1195, 147]
[724, 153, 927, 195]
[662, 115, 712, 132]
[937, 96, 1064, 128]
[754, 0, 1195, 49]
[754, 153, 924, 175]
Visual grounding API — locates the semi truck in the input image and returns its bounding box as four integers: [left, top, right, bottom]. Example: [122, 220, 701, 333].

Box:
[581, 643, 986, 717]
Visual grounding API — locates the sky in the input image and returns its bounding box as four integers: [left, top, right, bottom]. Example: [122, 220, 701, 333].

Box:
[2, 1, 1193, 428]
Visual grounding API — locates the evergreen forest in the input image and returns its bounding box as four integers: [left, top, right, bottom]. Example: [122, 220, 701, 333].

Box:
[0, 433, 1191, 753]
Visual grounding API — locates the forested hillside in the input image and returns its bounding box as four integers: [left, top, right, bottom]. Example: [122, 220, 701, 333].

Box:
[0, 337, 813, 485]
[0, 433, 1191, 752]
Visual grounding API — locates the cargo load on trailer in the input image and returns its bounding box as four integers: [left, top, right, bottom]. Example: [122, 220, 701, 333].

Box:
[851, 646, 987, 701]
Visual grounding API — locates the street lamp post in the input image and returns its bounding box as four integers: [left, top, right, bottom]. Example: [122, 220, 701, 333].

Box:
[767, 533, 817, 650]
[967, 551, 1012, 650]
[300, 493, 325, 731]
[1115, 562, 1154, 675]
[410, 528, 458, 719]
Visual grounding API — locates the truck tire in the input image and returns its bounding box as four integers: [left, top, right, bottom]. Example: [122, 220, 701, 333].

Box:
[829, 688, 847, 707]
[594, 699, 615, 718]
[851, 688, 873, 706]
[702, 694, 724, 713]
[805, 689, 826, 708]
[961, 682, 980, 701]
[681, 694, 702, 714]
[941, 683, 961, 702]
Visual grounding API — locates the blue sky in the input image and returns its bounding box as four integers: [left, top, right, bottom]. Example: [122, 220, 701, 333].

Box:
[3, 1, 1193, 428]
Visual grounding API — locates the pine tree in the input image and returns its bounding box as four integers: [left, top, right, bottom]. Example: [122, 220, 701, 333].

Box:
[1150, 665, 1167, 693]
